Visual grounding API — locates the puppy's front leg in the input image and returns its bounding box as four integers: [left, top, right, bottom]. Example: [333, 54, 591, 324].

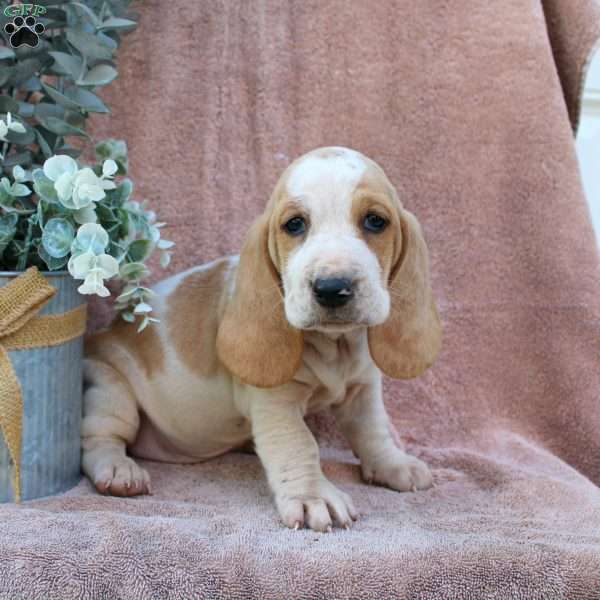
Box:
[332, 375, 433, 492]
[247, 388, 358, 531]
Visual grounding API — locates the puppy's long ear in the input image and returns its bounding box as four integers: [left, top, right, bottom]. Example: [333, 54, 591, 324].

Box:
[368, 208, 442, 379]
[216, 212, 303, 388]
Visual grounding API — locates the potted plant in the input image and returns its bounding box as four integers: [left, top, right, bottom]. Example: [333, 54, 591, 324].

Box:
[0, 2, 172, 503]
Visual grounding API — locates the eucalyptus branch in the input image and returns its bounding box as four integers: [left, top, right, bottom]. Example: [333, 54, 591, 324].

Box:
[0, 0, 163, 328]
[0, 0, 138, 172]
[15, 218, 33, 271]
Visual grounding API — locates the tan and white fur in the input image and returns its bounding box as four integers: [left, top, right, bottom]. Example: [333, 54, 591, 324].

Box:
[82, 147, 442, 532]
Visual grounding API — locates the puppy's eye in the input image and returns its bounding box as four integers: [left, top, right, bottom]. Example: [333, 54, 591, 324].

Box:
[363, 213, 387, 233]
[283, 216, 306, 236]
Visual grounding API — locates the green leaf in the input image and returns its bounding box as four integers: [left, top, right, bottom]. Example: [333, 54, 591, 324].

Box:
[0, 47, 15, 60]
[117, 207, 131, 237]
[42, 217, 75, 258]
[32, 169, 59, 203]
[10, 182, 31, 197]
[120, 261, 150, 280]
[0, 183, 13, 205]
[79, 64, 118, 87]
[96, 139, 128, 173]
[37, 116, 89, 138]
[97, 31, 118, 50]
[108, 240, 127, 262]
[17, 101, 34, 118]
[137, 316, 150, 332]
[38, 245, 69, 271]
[134, 302, 152, 314]
[37, 197, 45, 229]
[0, 96, 19, 113]
[65, 108, 86, 129]
[41, 82, 82, 112]
[116, 286, 139, 302]
[72, 223, 110, 255]
[67, 28, 114, 61]
[95, 140, 111, 158]
[35, 129, 54, 159]
[0, 177, 35, 215]
[99, 30, 118, 46]
[0, 206, 34, 216]
[0, 66, 15, 87]
[98, 17, 137, 31]
[35, 102, 66, 120]
[48, 52, 83, 80]
[54, 145, 82, 159]
[0, 213, 18, 256]
[64, 87, 109, 113]
[69, 2, 102, 27]
[95, 203, 116, 223]
[48, 51, 84, 80]
[6, 120, 35, 145]
[160, 251, 171, 268]
[11, 58, 42, 87]
[2, 151, 32, 169]
[127, 239, 152, 262]
[111, 178, 133, 204]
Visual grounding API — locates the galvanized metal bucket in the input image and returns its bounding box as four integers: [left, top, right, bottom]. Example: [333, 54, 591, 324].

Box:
[0, 271, 85, 503]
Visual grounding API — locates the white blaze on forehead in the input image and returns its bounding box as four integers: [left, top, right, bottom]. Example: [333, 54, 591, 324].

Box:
[280, 148, 390, 329]
[285, 148, 367, 228]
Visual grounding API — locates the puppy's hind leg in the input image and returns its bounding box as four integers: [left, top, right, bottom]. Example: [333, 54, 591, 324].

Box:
[81, 359, 151, 497]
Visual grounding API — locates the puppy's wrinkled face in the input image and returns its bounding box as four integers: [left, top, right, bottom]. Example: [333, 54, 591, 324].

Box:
[270, 147, 402, 333]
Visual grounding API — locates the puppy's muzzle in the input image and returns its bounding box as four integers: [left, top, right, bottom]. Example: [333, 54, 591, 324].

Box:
[312, 277, 354, 308]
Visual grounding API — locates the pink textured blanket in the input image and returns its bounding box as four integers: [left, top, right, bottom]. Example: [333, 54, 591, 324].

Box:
[2, 1, 600, 598]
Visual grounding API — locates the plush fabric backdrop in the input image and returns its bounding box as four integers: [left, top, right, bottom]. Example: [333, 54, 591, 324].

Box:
[2, 1, 600, 598]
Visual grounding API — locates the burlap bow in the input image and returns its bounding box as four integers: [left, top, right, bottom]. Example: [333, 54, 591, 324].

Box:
[0, 267, 87, 503]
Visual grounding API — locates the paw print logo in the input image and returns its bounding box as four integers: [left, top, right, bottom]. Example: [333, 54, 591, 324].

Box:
[4, 15, 45, 48]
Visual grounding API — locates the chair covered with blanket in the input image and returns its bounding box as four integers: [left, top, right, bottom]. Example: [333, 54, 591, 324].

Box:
[1, 1, 600, 598]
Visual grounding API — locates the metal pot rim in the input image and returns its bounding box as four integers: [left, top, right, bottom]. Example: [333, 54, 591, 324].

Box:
[0, 271, 70, 277]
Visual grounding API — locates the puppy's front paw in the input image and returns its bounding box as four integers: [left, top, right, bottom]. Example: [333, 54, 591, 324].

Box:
[86, 451, 152, 497]
[276, 478, 358, 532]
[362, 451, 433, 492]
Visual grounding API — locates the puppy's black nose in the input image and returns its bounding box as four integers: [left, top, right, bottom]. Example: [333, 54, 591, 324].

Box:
[312, 278, 354, 308]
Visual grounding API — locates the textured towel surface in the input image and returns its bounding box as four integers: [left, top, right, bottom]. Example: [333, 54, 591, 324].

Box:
[2, 1, 600, 598]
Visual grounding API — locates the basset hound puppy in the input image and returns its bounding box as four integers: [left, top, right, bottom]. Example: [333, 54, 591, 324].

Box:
[82, 147, 442, 532]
